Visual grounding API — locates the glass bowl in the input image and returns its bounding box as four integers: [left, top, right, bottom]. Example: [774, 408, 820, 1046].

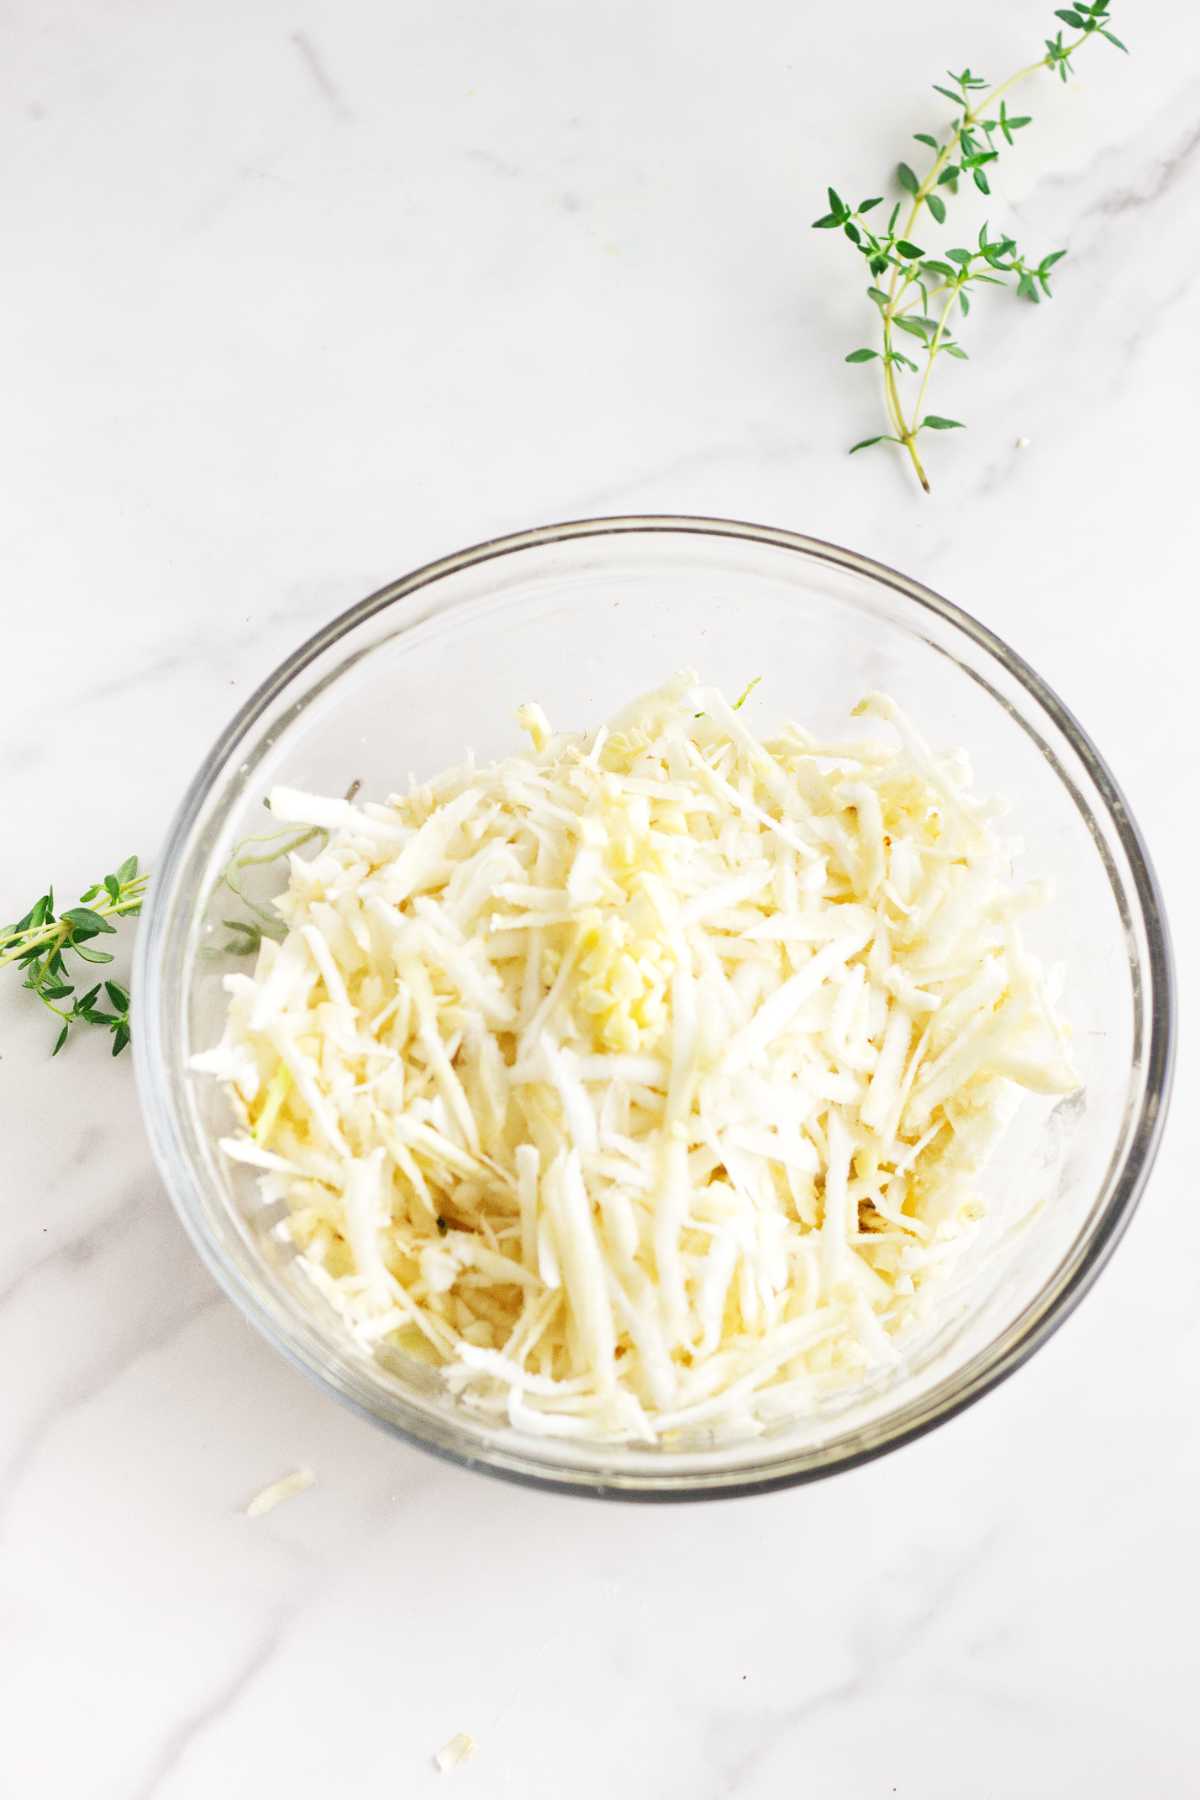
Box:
[135, 516, 1175, 1499]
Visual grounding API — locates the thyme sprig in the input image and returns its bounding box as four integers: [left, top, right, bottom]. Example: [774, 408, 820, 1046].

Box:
[3, 776, 362, 1059]
[814, 1, 1127, 490]
[213, 817, 331, 957]
[0, 858, 146, 1055]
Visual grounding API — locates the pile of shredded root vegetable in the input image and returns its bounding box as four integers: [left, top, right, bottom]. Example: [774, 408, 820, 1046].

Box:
[195, 673, 1078, 1444]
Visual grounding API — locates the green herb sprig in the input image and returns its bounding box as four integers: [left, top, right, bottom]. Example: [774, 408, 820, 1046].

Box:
[211, 784, 360, 957]
[213, 816, 331, 958]
[0, 857, 146, 1056]
[2, 785, 359, 1060]
[814, 1, 1127, 491]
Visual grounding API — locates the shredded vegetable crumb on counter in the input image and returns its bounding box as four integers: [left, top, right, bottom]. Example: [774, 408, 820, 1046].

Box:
[434, 1733, 478, 1774]
[243, 1467, 316, 1517]
[196, 672, 1079, 1446]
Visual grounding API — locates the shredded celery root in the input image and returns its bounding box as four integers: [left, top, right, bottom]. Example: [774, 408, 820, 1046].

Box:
[195, 674, 1078, 1444]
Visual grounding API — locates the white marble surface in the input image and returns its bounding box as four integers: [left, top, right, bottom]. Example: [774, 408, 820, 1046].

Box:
[2, 1, 1197, 1793]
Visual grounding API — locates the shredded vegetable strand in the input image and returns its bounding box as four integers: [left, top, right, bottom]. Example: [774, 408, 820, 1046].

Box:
[198, 673, 1077, 1444]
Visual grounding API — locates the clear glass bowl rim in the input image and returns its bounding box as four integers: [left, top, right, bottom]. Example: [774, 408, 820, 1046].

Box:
[135, 515, 1176, 1501]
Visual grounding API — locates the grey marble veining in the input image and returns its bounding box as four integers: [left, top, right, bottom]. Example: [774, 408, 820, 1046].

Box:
[2, 1, 1196, 1795]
